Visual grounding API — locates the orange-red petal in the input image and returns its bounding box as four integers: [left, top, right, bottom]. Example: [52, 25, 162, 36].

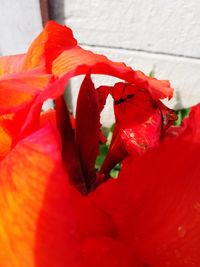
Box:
[52, 46, 173, 100]
[23, 21, 77, 72]
[0, 54, 25, 75]
[0, 123, 12, 160]
[0, 124, 76, 267]
[0, 79, 38, 114]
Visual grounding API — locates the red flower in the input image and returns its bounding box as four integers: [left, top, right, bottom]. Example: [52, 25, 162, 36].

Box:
[1, 20, 194, 267]
[4, 21, 174, 191]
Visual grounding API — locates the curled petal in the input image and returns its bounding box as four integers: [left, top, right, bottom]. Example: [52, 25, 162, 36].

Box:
[23, 21, 77, 72]
[52, 47, 173, 100]
[110, 83, 162, 156]
[136, 71, 173, 100]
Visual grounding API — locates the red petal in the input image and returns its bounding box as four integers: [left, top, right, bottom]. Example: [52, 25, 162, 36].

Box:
[0, 54, 25, 75]
[1, 99, 42, 148]
[97, 85, 112, 112]
[55, 96, 87, 194]
[75, 75, 100, 189]
[0, 71, 52, 115]
[1, 70, 52, 89]
[0, 124, 76, 267]
[0, 21, 76, 76]
[0, 79, 38, 114]
[111, 83, 163, 156]
[109, 82, 177, 157]
[82, 237, 143, 267]
[0, 120, 12, 160]
[136, 71, 174, 100]
[98, 124, 127, 182]
[52, 46, 173, 100]
[40, 109, 57, 127]
[92, 104, 200, 266]
[23, 21, 77, 72]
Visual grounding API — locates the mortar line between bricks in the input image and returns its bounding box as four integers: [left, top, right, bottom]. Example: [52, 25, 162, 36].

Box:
[80, 43, 200, 62]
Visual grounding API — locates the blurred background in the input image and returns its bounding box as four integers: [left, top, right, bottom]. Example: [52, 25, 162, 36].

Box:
[1, 0, 200, 125]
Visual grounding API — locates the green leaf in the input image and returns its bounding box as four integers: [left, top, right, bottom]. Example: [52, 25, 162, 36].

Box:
[149, 66, 155, 78]
[174, 108, 190, 126]
[95, 144, 108, 170]
[110, 163, 121, 179]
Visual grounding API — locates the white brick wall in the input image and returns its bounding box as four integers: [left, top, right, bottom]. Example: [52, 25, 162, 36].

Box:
[0, 0, 43, 55]
[50, 0, 200, 116]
